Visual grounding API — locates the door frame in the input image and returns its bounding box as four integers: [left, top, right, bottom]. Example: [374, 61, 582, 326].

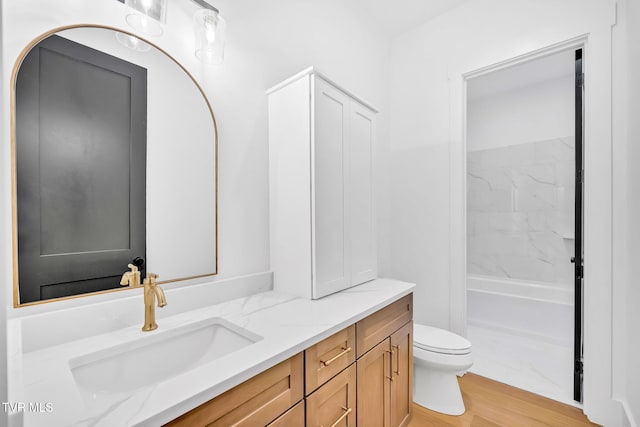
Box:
[457, 40, 586, 401]
[451, 35, 588, 338]
[451, 29, 625, 421]
[573, 48, 584, 403]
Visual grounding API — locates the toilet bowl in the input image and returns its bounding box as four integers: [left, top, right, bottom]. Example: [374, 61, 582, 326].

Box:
[413, 324, 472, 416]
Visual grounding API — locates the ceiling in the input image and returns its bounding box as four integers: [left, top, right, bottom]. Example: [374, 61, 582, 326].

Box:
[350, 0, 470, 37]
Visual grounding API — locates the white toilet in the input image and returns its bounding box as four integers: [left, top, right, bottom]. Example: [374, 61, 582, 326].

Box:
[413, 324, 473, 415]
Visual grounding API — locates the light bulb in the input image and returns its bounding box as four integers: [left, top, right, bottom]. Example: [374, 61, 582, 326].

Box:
[204, 14, 217, 44]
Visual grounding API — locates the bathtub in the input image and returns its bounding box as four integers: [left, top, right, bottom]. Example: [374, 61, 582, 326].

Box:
[467, 275, 574, 347]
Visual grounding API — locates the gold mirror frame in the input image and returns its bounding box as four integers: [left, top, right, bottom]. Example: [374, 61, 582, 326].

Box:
[10, 24, 219, 307]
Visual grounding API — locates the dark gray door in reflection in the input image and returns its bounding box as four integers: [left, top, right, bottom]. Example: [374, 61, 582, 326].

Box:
[16, 35, 147, 303]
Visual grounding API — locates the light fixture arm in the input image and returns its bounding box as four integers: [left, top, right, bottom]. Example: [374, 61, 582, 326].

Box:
[189, 0, 218, 14]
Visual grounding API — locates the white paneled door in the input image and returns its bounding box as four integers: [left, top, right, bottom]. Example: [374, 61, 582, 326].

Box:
[313, 77, 350, 298]
[349, 101, 376, 286]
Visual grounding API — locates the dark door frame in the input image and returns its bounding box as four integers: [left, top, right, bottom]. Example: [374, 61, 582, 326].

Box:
[573, 48, 585, 403]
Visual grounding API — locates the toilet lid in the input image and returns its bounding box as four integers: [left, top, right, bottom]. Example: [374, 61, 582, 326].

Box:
[413, 324, 472, 355]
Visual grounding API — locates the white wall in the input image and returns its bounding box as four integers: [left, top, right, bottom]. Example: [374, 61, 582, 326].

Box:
[386, 0, 622, 424]
[624, 0, 640, 421]
[613, 0, 640, 424]
[386, 30, 452, 330]
[0, 2, 389, 422]
[0, 1, 7, 420]
[467, 76, 574, 151]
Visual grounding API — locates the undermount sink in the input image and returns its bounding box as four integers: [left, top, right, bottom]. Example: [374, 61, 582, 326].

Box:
[69, 317, 261, 395]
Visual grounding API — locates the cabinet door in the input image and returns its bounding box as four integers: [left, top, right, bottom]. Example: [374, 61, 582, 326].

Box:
[349, 101, 376, 285]
[306, 363, 357, 427]
[357, 338, 391, 427]
[390, 322, 413, 427]
[313, 77, 350, 298]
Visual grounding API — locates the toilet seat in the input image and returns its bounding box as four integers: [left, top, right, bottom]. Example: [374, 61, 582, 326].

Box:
[414, 324, 471, 355]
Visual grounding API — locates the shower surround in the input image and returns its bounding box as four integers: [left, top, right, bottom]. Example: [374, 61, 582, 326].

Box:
[466, 136, 575, 287]
[466, 136, 576, 404]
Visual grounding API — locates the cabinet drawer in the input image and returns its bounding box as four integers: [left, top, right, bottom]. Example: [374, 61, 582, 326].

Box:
[306, 363, 357, 427]
[356, 294, 413, 357]
[305, 324, 356, 395]
[266, 401, 305, 427]
[165, 353, 303, 427]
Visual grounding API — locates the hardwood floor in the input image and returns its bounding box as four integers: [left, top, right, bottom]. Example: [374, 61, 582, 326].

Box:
[408, 373, 600, 427]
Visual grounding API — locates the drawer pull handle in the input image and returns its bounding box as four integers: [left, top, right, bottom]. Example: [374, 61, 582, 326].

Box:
[324, 406, 352, 427]
[320, 346, 352, 367]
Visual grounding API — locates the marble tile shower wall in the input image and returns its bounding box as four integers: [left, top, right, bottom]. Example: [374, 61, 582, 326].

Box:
[467, 137, 575, 286]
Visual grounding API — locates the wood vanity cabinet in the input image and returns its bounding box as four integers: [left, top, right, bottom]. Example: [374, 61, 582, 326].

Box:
[357, 295, 414, 427]
[164, 353, 303, 427]
[267, 68, 377, 299]
[166, 294, 413, 427]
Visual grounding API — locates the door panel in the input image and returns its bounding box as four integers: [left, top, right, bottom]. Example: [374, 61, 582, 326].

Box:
[390, 321, 413, 427]
[357, 338, 391, 427]
[349, 102, 376, 285]
[16, 35, 147, 303]
[313, 77, 350, 298]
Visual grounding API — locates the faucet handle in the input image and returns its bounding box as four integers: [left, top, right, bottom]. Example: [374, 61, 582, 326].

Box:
[144, 273, 159, 285]
[120, 264, 141, 287]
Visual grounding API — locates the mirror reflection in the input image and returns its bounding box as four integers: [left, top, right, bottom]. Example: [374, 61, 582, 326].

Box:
[13, 26, 218, 305]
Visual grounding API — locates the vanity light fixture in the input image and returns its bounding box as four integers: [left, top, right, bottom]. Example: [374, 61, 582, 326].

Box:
[123, 0, 167, 37]
[119, 0, 226, 64]
[192, 1, 226, 64]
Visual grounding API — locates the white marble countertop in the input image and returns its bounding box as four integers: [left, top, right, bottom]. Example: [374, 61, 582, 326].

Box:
[7, 278, 414, 427]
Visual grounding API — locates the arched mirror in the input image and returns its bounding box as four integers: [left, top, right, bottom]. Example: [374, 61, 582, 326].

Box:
[11, 26, 218, 306]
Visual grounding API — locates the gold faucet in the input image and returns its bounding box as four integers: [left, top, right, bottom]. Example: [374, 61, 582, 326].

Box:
[120, 264, 141, 287]
[142, 273, 167, 332]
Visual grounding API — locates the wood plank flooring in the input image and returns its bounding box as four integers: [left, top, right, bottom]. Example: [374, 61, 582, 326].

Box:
[407, 373, 600, 427]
